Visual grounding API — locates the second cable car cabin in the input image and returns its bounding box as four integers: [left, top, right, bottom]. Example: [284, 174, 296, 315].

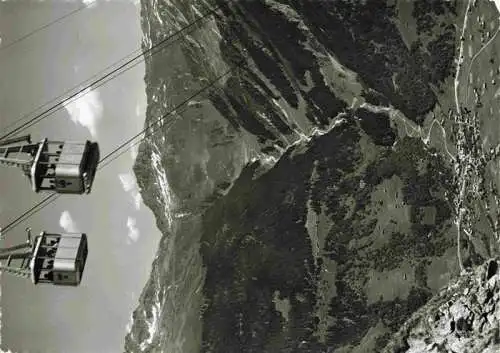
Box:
[0, 228, 88, 286]
[30, 231, 88, 286]
[0, 135, 99, 194]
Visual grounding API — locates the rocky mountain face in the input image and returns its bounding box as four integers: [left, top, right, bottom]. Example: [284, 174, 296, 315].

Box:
[382, 259, 500, 353]
[124, 0, 500, 352]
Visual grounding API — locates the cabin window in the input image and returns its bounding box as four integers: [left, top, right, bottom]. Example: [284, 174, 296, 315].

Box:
[56, 273, 71, 282]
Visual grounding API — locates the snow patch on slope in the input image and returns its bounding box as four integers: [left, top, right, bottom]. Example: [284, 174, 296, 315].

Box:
[134, 141, 176, 351]
[492, 0, 500, 17]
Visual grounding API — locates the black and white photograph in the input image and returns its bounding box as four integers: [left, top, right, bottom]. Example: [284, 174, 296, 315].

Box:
[1, 1, 500, 352]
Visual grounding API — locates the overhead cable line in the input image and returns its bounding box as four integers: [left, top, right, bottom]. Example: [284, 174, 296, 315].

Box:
[0, 0, 96, 54]
[0, 4, 220, 142]
[1, 56, 246, 236]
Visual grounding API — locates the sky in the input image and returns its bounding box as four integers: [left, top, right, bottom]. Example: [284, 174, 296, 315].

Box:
[0, 1, 162, 352]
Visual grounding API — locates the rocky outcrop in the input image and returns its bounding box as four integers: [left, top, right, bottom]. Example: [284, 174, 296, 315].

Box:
[382, 259, 500, 353]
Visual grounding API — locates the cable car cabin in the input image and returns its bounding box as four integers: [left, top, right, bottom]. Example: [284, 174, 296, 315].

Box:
[31, 139, 100, 194]
[0, 136, 99, 195]
[29, 232, 88, 286]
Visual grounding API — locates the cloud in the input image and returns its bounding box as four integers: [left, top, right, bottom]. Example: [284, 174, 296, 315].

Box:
[119, 172, 135, 192]
[83, 0, 141, 5]
[63, 87, 103, 139]
[126, 217, 140, 242]
[133, 193, 142, 210]
[82, 0, 97, 7]
[125, 313, 134, 332]
[59, 211, 79, 233]
[131, 143, 139, 161]
[87, 0, 140, 5]
[119, 172, 142, 210]
[135, 102, 144, 117]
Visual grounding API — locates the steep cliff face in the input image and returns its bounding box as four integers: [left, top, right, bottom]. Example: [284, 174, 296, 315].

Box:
[124, 0, 500, 352]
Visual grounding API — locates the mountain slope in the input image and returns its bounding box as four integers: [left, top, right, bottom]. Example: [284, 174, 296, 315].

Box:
[124, 1, 500, 352]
